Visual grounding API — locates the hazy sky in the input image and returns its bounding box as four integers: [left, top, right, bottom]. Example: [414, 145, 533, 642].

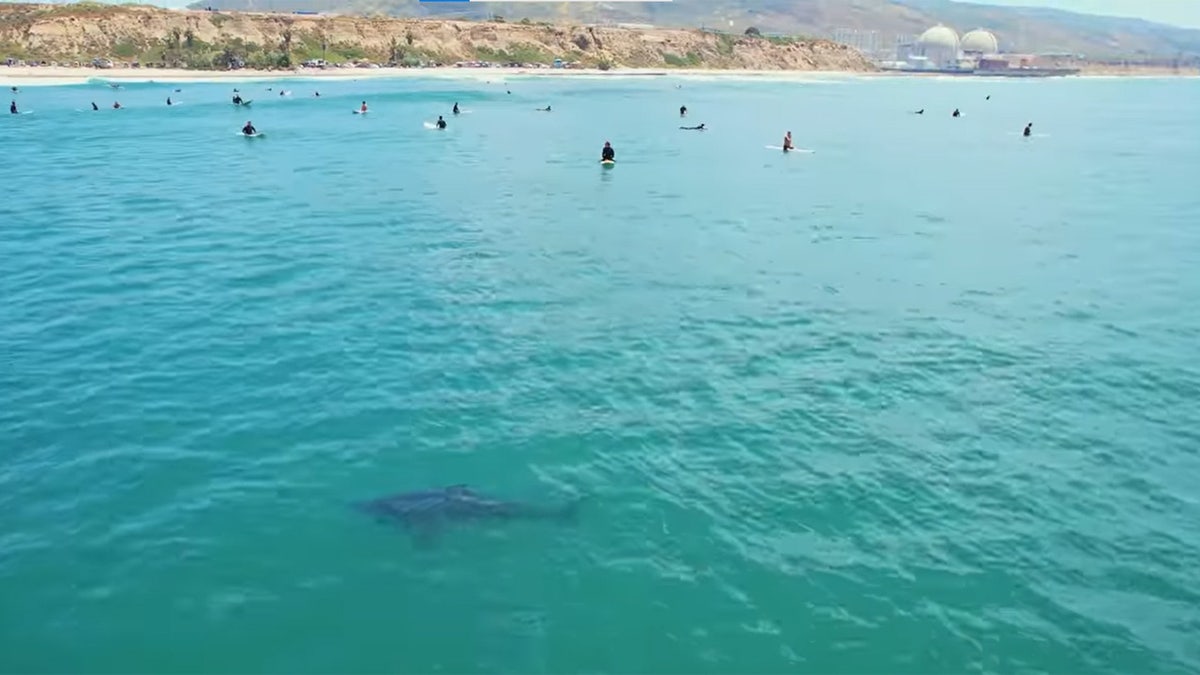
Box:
[957, 0, 1200, 28]
[18, 0, 1200, 29]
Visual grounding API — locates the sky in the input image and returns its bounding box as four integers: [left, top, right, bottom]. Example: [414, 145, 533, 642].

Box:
[7, 0, 1200, 29]
[957, 0, 1200, 28]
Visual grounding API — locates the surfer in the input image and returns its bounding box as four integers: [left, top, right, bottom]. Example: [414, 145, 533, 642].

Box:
[986, 95, 991, 100]
[537, 105, 551, 112]
[113, 101, 121, 109]
[452, 102, 460, 115]
[680, 123, 705, 131]
[314, 91, 320, 97]
[232, 93, 243, 105]
[242, 120, 257, 136]
[601, 141, 615, 162]
[9, 86, 16, 93]
[91, 102, 98, 111]
[952, 108, 961, 118]
[360, 101, 368, 113]
[680, 105, 687, 117]
[8, 101, 16, 115]
[914, 108, 925, 114]
[783, 131, 794, 152]
[166, 97, 173, 106]
[1023, 122, 1032, 137]
[436, 115, 447, 129]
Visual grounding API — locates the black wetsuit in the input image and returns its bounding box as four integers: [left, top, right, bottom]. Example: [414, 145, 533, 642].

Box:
[243, 124, 256, 135]
[233, 96, 243, 105]
[436, 118, 446, 129]
[952, 109, 960, 118]
[453, 103, 460, 114]
[1023, 125, 1032, 137]
[92, 102, 99, 111]
[9, 102, 16, 114]
[602, 146, 615, 161]
[680, 106, 687, 116]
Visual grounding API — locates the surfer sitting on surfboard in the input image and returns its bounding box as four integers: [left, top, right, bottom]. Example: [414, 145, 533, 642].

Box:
[601, 141, 615, 163]
[783, 131, 794, 152]
[360, 101, 368, 113]
[242, 120, 257, 136]
[8, 101, 15, 115]
[232, 94, 243, 105]
[453, 102, 460, 115]
[436, 116, 447, 129]
[1023, 122, 1033, 137]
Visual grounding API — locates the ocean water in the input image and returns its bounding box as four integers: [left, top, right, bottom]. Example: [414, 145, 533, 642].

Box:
[2, 73, 1199, 674]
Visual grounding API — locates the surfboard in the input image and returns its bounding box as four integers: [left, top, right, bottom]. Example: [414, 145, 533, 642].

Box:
[353, 109, 369, 114]
[233, 101, 252, 107]
[600, 159, 615, 167]
[10, 110, 33, 115]
[765, 145, 814, 153]
[238, 132, 265, 138]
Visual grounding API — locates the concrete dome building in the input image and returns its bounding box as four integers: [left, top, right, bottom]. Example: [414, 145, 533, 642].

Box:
[962, 28, 999, 54]
[916, 24, 961, 67]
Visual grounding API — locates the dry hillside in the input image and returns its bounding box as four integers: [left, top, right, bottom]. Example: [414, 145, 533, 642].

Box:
[0, 3, 877, 71]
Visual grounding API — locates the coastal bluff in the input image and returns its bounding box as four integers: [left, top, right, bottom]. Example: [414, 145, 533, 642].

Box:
[0, 3, 876, 72]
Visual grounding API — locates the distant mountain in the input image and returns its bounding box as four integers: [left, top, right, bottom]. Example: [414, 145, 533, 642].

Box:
[187, 0, 1200, 58]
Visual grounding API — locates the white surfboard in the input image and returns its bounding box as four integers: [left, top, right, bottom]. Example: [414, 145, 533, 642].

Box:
[765, 145, 814, 153]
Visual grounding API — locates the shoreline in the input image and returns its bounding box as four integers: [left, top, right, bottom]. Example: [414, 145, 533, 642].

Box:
[3, 65, 1197, 86]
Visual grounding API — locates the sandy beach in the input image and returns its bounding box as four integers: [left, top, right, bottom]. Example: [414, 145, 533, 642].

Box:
[0, 64, 879, 86]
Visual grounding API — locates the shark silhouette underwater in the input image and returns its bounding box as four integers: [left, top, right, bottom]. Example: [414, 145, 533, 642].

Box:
[354, 485, 582, 542]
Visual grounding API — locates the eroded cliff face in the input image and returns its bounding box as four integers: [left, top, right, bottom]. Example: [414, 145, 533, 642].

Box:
[0, 3, 877, 71]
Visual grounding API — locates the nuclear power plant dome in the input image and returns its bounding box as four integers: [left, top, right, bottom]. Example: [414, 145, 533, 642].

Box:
[917, 25, 961, 52]
[915, 24, 961, 67]
[962, 29, 999, 54]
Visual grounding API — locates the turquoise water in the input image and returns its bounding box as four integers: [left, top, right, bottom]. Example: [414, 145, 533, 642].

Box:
[2, 74, 1199, 674]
